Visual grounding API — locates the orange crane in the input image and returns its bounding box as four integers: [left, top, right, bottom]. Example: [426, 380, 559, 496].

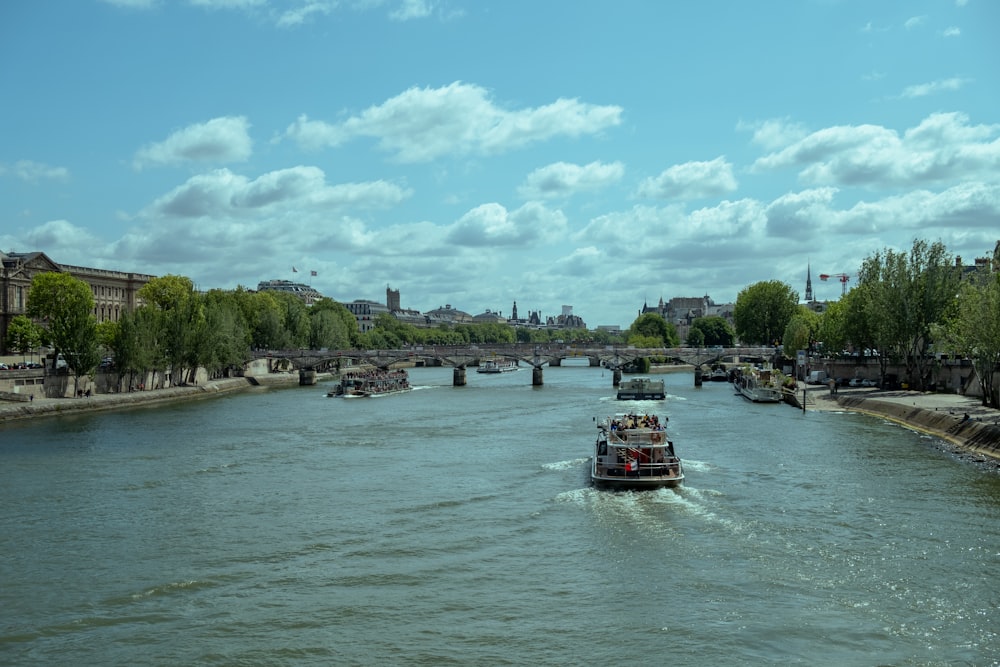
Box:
[819, 273, 850, 296]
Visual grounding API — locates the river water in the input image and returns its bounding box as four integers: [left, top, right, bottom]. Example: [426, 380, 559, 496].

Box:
[2, 364, 998, 666]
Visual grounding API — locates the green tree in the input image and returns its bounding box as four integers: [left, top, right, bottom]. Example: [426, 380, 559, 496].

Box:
[627, 312, 679, 347]
[138, 275, 197, 386]
[937, 275, 1000, 407]
[5, 314, 44, 363]
[26, 272, 100, 391]
[309, 298, 356, 350]
[733, 280, 799, 346]
[816, 296, 850, 355]
[689, 316, 735, 347]
[856, 239, 958, 390]
[685, 327, 705, 347]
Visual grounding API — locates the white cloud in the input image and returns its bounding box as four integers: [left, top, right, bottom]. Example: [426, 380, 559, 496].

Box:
[445, 201, 568, 247]
[904, 15, 926, 30]
[274, 1, 336, 27]
[189, 0, 266, 8]
[943, 26, 961, 37]
[283, 82, 623, 162]
[900, 77, 969, 98]
[737, 118, 809, 150]
[2, 160, 70, 183]
[635, 157, 738, 200]
[390, 0, 433, 21]
[133, 116, 253, 170]
[99, 0, 156, 8]
[518, 161, 624, 200]
[146, 166, 410, 219]
[752, 112, 1000, 188]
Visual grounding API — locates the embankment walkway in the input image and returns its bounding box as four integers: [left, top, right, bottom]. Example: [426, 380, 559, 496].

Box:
[809, 386, 1000, 462]
[0, 373, 311, 423]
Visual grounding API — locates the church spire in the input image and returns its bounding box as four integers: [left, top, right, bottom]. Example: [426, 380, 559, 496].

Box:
[805, 262, 813, 302]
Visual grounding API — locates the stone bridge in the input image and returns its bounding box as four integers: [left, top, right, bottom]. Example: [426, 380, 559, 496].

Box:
[256, 344, 778, 387]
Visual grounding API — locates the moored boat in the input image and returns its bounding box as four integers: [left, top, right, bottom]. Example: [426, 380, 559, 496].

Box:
[616, 376, 666, 400]
[477, 358, 518, 373]
[329, 369, 411, 398]
[591, 413, 683, 490]
[709, 367, 728, 381]
[733, 366, 782, 403]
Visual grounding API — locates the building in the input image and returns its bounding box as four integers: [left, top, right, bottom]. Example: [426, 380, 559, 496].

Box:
[1, 251, 154, 355]
[423, 305, 474, 326]
[345, 299, 390, 333]
[545, 305, 586, 330]
[256, 279, 323, 305]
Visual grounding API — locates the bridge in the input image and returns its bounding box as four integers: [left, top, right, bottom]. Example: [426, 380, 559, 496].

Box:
[255, 344, 779, 387]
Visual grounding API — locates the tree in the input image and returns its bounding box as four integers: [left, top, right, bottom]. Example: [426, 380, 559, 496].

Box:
[5, 314, 43, 363]
[627, 312, 679, 347]
[689, 316, 735, 347]
[781, 306, 820, 354]
[26, 272, 100, 392]
[733, 281, 799, 346]
[816, 295, 850, 355]
[685, 327, 705, 347]
[137, 275, 197, 386]
[310, 298, 355, 350]
[937, 275, 1000, 408]
[856, 239, 958, 390]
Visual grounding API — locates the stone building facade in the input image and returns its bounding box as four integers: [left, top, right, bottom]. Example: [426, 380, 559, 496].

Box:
[0, 251, 154, 355]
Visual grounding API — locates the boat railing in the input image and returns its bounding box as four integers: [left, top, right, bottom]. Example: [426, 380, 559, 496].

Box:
[609, 430, 668, 446]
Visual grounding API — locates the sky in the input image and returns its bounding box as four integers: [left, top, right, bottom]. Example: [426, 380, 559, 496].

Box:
[2, 0, 998, 328]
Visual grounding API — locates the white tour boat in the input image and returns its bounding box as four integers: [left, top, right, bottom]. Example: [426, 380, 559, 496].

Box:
[591, 413, 684, 490]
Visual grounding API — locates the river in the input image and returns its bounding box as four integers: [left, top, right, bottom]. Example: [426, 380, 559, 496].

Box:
[2, 364, 998, 666]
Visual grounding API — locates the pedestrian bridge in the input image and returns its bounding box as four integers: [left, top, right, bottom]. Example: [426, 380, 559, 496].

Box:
[256, 344, 778, 387]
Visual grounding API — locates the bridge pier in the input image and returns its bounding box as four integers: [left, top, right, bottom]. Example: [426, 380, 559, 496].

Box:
[612, 369, 621, 387]
[694, 368, 703, 387]
[453, 367, 466, 387]
[299, 369, 317, 386]
[532, 367, 543, 386]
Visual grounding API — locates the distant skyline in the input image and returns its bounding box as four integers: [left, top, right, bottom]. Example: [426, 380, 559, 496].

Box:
[2, 1, 998, 327]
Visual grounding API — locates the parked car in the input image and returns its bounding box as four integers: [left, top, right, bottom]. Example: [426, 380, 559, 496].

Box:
[861, 378, 877, 387]
[848, 377, 865, 387]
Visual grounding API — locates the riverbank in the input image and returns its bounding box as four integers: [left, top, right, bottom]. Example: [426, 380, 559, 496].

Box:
[807, 385, 1000, 463]
[0, 372, 322, 423]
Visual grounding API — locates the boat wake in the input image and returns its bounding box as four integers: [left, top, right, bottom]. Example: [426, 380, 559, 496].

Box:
[542, 457, 590, 471]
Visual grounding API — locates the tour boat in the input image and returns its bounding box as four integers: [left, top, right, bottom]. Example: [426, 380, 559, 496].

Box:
[477, 358, 518, 373]
[733, 366, 783, 403]
[616, 376, 666, 400]
[591, 413, 684, 490]
[329, 369, 411, 398]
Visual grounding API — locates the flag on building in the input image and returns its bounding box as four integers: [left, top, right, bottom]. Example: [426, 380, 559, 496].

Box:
[310, 270, 317, 276]
[292, 266, 298, 272]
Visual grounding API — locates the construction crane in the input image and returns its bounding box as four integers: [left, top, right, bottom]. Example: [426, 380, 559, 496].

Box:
[819, 273, 850, 296]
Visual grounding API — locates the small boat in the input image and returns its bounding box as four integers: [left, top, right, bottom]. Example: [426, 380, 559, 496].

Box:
[709, 368, 728, 381]
[591, 413, 684, 490]
[616, 377, 665, 400]
[477, 358, 518, 373]
[733, 366, 782, 403]
[329, 369, 411, 398]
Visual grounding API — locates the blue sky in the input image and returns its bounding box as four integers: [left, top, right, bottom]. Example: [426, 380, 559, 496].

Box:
[2, 0, 998, 328]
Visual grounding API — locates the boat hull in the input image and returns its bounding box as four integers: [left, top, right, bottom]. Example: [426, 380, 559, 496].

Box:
[591, 470, 684, 490]
[616, 377, 666, 400]
[616, 390, 666, 400]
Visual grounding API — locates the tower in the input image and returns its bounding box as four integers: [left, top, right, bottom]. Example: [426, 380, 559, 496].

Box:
[805, 263, 813, 302]
[511, 301, 518, 321]
[386, 285, 400, 311]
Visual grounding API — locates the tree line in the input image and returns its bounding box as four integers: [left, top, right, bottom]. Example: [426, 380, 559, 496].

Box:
[8, 237, 997, 406]
[732, 239, 1000, 407]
